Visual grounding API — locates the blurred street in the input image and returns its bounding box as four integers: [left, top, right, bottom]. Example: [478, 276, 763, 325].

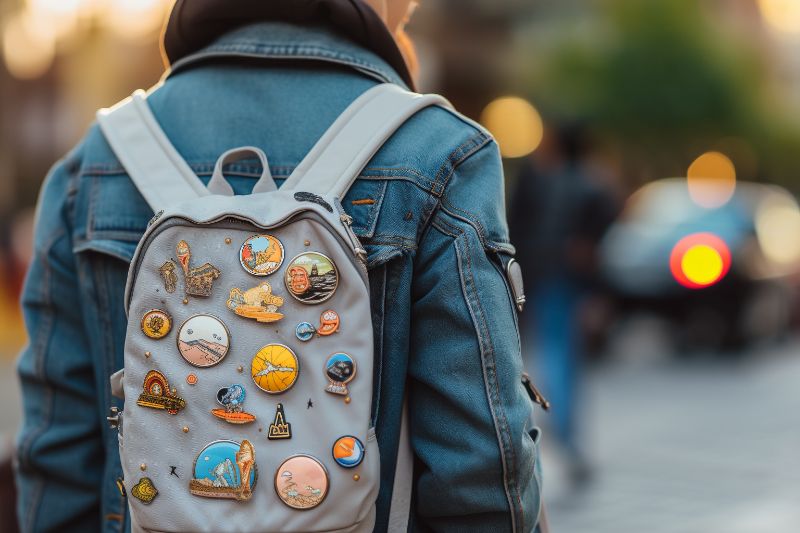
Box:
[541, 328, 800, 533]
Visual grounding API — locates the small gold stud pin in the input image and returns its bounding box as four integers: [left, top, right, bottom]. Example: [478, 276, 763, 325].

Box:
[140, 463, 147, 471]
[144, 351, 151, 359]
[237, 365, 244, 373]
[182, 298, 189, 305]
[225, 237, 232, 245]
[344, 396, 351, 404]
[304, 240, 311, 246]
[182, 426, 189, 434]
[353, 474, 360, 481]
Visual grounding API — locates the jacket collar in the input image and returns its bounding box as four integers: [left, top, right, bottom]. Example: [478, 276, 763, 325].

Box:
[162, 0, 414, 89]
[166, 21, 409, 89]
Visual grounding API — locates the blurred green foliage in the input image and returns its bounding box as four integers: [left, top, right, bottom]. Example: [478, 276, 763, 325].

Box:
[524, 0, 800, 188]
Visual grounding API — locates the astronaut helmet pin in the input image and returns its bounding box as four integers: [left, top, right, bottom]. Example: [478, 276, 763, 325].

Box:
[324, 353, 356, 396]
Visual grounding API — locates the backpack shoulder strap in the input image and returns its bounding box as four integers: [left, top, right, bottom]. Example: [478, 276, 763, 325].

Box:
[281, 84, 453, 198]
[96, 90, 210, 213]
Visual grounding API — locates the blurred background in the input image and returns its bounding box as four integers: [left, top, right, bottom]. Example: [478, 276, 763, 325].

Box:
[2, 0, 800, 531]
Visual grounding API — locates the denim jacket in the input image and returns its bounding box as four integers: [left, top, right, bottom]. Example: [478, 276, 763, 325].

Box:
[15, 21, 542, 533]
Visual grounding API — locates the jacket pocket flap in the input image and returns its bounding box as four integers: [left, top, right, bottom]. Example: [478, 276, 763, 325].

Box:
[73, 238, 138, 264]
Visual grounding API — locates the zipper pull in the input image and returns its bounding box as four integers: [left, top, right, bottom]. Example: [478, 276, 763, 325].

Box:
[339, 212, 367, 264]
[522, 372, 550, 411]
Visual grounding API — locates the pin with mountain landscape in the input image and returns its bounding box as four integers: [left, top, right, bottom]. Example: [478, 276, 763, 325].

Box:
[176, 240, 220, 298]
[211, 384, 256, 425]
[284, 252, 338, 304]
[274, 455, 329, 510]
[177, 314, 231, 368]
[190, 440, 257, 502]
[227, 282, 284, 323]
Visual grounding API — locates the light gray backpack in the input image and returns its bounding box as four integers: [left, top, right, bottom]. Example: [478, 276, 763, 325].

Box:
[98, 83, 450, 533]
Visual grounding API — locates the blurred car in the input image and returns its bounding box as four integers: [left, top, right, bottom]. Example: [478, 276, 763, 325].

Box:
[599, 178, 800, 350]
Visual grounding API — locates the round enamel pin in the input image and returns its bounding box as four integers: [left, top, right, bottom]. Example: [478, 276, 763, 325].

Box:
[295, 322, 315, 342]
[176, 314, 231, 368]
[190, 440, 257, 501]
[212, 384, 256, 424]
[324, 353, 356, 396]
[274, 455, 329, 510]
[251, 344, 299, 394]
[332, 436, 365, 468]
[317, 310, 340, 336]
[240, 234, 284, 276]
[141, 309, 171, 339]
[284, 252, 338, 304]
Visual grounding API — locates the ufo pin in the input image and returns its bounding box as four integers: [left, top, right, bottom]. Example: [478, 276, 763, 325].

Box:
[211, 384, 256, 425]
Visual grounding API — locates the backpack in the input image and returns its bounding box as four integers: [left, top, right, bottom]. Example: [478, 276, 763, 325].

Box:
[98, 83, 451, 533]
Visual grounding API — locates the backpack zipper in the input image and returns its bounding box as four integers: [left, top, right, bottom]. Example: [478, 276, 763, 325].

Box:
[127, 211, 368, 312]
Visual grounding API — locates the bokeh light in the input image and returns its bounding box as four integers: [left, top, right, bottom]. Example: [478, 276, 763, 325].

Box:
[101, 0, 170, 40]
[670, 233, 731, 289]
[755, 195, 800, 265]
[480, 96, 544, 158]
[758, 0, 800, 35]
[2, 9, 56, 80]
[687, 151, 736, 209]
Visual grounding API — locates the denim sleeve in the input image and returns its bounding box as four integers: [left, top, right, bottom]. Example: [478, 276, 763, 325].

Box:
[15, 153, 103, 531]
[409, 137, 542, 532]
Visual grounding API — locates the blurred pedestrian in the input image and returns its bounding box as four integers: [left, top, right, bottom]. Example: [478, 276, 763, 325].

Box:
[510, 123, 617, 485]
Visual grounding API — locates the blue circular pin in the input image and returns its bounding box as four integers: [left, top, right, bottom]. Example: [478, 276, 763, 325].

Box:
[295, 322, 316, 342]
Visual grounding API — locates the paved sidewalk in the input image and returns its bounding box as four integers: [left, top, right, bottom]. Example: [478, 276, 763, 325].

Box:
[0, 356, 20, 457]
[542, 339, 800, 533]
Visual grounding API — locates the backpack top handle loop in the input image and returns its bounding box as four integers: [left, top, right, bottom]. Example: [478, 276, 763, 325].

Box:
[208, 146, 277, 196]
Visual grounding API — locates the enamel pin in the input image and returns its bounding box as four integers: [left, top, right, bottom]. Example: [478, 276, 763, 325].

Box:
[295, 322, 315, 342]
[324, 353, 356, 396]
[239, 234, 284, 276]
[332, 436, 365, 468]
[317, 310, 340, 336]
[137, 370, 186, 414]
[141, 309, 172, 339]
[158, 261, 178, 293]
[190, 440, 257, 502]
[176, 314, 231, 368]
[284, 252, 338, 304]
[131, 477, 159, 504]
[176, 240, 220, 298]
[251, 344, 299, 394]
[274, 455, 329, 510]
[227, 282, 284, 323]
[268, 403, 292, 440]
[211, 384, 256, 425]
